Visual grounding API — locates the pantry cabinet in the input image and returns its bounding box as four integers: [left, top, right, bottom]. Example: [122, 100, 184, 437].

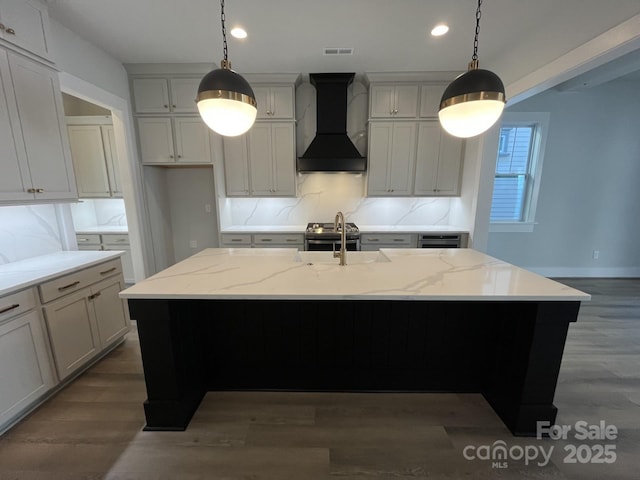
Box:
[367, 122, 416, 196]
[137, 116, 213, 165]
[223, 122, 295, 197]
[0, 0, 51, 60]
[0, 49, 76, 202]
[414, 122, 464, 196]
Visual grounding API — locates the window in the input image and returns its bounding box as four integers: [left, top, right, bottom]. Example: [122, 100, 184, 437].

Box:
[489, 112, 550, 232]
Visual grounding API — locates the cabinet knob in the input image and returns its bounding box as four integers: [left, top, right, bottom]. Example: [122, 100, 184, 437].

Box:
[169, 154, 174, 158]
[177, 155, 182, 159]
[36, 188, 44, 193]
[0, 23, 5, 31]
[172, 105, 176, 108]
[6, 27, 15, 35]
[163, 104, 169, 109]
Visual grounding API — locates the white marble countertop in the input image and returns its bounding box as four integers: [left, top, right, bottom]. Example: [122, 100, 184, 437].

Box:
[119, 248, 590, 302]
[221, 225, 307, 233]
[75, 226, 129, 234]
[0, 251, 125, 297]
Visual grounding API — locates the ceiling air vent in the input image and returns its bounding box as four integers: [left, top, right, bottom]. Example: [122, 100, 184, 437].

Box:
[323, 47, 354, 56]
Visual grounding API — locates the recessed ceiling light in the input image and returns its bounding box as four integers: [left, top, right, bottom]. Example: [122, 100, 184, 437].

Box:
[431, 24, 449, 37]
[230, 27, 247, 39]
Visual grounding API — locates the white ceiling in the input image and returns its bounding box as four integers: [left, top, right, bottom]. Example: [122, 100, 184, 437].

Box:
[47, 0, 640, 89]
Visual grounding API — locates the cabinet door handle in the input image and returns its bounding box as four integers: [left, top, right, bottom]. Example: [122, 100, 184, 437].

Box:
[367, 238, 379, 242]
[88, 292, 102, 300]
[100, 267, 117, 275]
[230, 239, 243, 242]
[58, 281, 80, 291]
[393, 238, 404, 242]
[260, 238, 272, 242]
[6, 27, 16, 35]
[172, 105, 176, 108]
[163, 104, 168, 108]
[36, 188, 44, 193]
[169, 154, 174, 158]
[78, 238, 89, 242]
[27, 188, 36, 193]
[0, 303, 20, 314]
[0, 23, 5, 31]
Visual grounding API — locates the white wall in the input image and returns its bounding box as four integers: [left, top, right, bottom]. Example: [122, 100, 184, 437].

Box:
[487, 79, 640, 277]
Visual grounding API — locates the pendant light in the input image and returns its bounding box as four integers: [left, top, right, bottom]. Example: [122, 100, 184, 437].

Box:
[439, 0, 506, 138]
[197, 0, 257, 137]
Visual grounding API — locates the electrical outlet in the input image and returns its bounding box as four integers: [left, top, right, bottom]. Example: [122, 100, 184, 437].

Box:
[189, 240, 197, 249]
[593, 250, 599, 260]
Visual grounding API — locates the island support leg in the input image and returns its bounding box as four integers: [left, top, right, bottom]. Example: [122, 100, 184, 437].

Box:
[128, 299, 206, 431]
[483, 301, 580, 436]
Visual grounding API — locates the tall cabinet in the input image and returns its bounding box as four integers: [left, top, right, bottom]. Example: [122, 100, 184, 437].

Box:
[0, 48, 77, 203]
[365, 74, 465, 197]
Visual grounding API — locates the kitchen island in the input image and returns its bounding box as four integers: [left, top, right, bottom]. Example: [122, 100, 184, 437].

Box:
[120, 248, 590, 436]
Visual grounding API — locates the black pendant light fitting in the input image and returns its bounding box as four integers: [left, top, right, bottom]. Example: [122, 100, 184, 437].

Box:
[438, 0, 506, 138]
[196, 0, 257, 137]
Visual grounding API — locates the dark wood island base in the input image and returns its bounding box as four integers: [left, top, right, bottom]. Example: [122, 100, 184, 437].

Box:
[128, 298, 580, 436]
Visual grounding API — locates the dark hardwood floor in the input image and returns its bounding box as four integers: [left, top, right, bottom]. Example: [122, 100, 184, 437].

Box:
[0, 278, 638, 479]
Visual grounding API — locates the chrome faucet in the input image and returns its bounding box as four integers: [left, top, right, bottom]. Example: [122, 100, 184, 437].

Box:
[333, 211, 347, 266]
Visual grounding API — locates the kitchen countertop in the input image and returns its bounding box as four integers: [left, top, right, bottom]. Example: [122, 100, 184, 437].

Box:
[75, 226, 129, 234]
[0, 251, 125, 297]
[119, 248, 590, 302]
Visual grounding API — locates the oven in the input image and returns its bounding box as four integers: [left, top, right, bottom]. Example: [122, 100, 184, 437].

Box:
[304, 222, 360, 251]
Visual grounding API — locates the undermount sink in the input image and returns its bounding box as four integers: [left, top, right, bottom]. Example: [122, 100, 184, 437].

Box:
[294, 251, 391, 265]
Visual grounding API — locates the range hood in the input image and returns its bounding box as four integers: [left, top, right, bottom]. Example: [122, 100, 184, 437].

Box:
[297, 73, 366, 172]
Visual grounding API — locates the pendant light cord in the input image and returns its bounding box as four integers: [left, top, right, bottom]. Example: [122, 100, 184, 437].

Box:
[472, 0, 482, 62]
[220, 0, 228, 62]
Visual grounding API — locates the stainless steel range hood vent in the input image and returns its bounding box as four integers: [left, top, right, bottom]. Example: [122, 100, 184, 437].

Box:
[297, 73, 366, 173]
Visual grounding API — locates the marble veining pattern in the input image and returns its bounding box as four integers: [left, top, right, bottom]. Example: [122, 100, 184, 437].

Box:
[120, 248, 590, 302]
[0, 205, 62, 265]
[70, 198, 128, 231]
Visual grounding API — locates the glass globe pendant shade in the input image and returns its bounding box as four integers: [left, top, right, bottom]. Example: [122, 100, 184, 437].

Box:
[197, 63, 257, 137]
[439, 67, 506, 138]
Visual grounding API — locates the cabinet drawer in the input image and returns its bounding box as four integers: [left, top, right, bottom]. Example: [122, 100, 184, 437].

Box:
[221, 234, 252, 246]
[253, 234, 304, 245]
[0, 288, 36, 324]
[360, 233, 417, 246]
[39, 259, 123, 304]
[101, 234, 129, 246]
[75, 234, 101, 245]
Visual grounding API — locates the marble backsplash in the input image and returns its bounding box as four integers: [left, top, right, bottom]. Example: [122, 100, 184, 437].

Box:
[0, 205, 63, 264]
[70, 198, 128, 229]
[221, 77, 454, 228]
[222, 173, 452, 227]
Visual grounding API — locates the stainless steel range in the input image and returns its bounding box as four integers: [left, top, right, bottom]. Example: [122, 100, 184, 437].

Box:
[304, 222, 360, 251]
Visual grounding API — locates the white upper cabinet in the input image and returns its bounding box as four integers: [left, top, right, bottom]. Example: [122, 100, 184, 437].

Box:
[68, 125, 111, 198]
[132, 77, 200, 113]
[223, 122, 295, 197]
[0, 50, 77, 202]
[137, 117, 212, 165]
[253, 85, 294, 119]
[0, 0, 51, 60]
[132, 78, 170, 113]
[414, 122, 464, 196]
[369, 84, 419, 118]
[169, 78, 200, 113]
[367, 122, 416, 196]
[248, 122, 295, 196]
[67, 123, 122, 198]
[419, 84, 446, 118]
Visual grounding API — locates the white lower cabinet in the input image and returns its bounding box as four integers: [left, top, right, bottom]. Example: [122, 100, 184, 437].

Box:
[0, 291, 55, 431]
[360, 233, 417, 250]
[41, 259, 129, 381]
[43, 289, 100, 381]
